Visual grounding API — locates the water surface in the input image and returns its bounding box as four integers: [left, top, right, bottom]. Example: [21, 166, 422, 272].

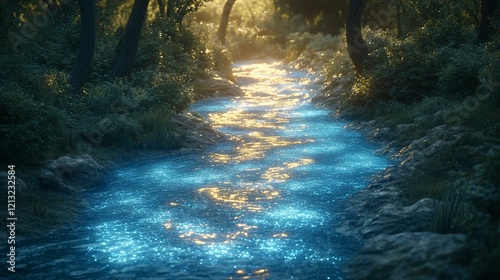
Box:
[17, 61, 389, 279]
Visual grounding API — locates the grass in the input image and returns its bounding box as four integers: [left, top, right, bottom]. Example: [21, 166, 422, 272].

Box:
[139, 110, 183, 150]
[426, 192, 464, 234]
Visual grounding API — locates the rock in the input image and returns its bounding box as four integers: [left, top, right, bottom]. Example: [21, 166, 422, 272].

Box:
[37, 169, 74, 192]
[336, 184, 400, 239]
[414, 115, 432, 124]
[358, 198, 435, 239]
[37, 154, 106, 192]
[394, 123, 416, 138]
[344, 232, 473, 280]
[172, 111, 226, 149]
[395, 124, 465, 167]
[371, 127, 391, 141]
[337, 184, 434, 239]
[193, 74, 243, 99]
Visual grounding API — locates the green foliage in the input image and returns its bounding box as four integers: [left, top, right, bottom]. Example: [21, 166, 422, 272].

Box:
[284, 1, 499, 278]
[102, 115, 142, 149]
[284, 32, 342, 65]
[427, 192, 464, 234]
[139, 110, 183, 150]
[0, 0, 227, 168]
[274, 0, 348, 35]
[374, 97, 446, 129]
[0, 86, 67, 166]
[187, 20, 234, 78]
[166, 0, 212, 26]
[363, 31, 438, 103]
[457, 144, 500, 235]
[437, 45, 483, 97]
[404, 0, 480, 27]
[408, 18, 477, 51]
[338, 21, 482, 104]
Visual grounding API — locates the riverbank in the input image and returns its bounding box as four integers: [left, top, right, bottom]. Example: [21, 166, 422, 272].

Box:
[0, 74, 241, 239]
[281, 24, 500, 277]
[311, 74, 499, 279]
[312, 86, 474, 279]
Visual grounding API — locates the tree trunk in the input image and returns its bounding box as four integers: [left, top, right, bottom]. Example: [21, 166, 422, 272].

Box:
[218, 0, 236, 44]
[158, 0, 166, 16]
[166, 0, 174, 18]
[69, 0, 96, 92]
[396, 0, 404, 39]
[477, 0, 498, 43]
[346, 0, 367, 74]
[109, 0, 150, 79]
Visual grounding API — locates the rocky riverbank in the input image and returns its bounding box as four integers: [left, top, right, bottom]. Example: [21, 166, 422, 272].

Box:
[2, 75, 239, 238]
[312, 77, 476, 279]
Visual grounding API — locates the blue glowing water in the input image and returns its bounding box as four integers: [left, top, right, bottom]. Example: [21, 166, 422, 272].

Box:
[16, 61, 389, 279]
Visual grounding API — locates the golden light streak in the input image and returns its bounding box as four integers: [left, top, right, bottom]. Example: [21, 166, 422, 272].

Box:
[262, 158, 315, 182]
[197, 186, 280, 212]
[168, 62, 303, 258]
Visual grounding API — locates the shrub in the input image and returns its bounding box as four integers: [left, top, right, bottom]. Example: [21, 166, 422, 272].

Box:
[284, 32, 342, 66]
[138, 110, 182, 150]
[0, 85, 67, 166]
[427, 192, 464, 233]
[360, 29, 439, 103]
[438, 45, 483, 97]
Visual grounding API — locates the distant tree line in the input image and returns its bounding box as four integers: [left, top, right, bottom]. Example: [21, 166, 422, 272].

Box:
[274, 0, 349, 35]
[346, 0, 499, 73]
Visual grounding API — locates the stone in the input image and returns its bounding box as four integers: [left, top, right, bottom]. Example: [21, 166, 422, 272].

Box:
[336, 184, 401, 239]
[172, 111, 226, 149]
[394, 123, 417, 138]
[395, 124, 465, 169]
[358, 198, 435, 239]
[37, 169, 74, 192]
[38, 154, 106, 192]
[371, 127, 391, 141]
[336, 185, 434, 239]
[193, 74, 243, 99]
[344, 232, 473, 280]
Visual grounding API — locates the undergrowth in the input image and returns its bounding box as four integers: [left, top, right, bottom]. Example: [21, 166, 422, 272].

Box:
[285, 5, 500, 278]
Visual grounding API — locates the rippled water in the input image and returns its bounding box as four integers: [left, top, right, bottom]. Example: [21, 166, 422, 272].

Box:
[16, 61, 389, 279]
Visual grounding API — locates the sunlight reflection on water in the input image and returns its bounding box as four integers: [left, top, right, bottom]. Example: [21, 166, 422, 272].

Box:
[18, 60, 389, 280]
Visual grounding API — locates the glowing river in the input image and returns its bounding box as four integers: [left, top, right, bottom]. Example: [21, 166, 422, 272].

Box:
[18, 61, 389, 279]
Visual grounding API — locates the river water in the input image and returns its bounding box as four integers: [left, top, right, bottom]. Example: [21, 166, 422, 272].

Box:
[15, 61, 389, 279]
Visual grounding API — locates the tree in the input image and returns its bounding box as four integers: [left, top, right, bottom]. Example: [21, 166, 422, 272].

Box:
[477, 0, 498, 43]
[69, 0, 96, 92]
[158, 0, 166, 16]
[218, 0, 236, 44]
[109, 0, 150, 79]
[346, 0, 367, 74]
[166, 0, 209, 27]
[274, 0, 348, 35]
[396, 0, 404, 38]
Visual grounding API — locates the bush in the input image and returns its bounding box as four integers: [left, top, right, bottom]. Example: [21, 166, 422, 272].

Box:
[0, 86, 67, 166]
[359, 29, 439, 103]
[139, 110, 182, 150]
[428, 192, 464, 234]
[284, 32, 342, 70]
[438, 45, 483, 97]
